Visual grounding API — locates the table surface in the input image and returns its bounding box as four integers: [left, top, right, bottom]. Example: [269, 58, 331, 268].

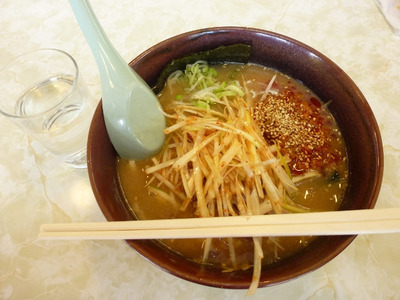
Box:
[1, 0, 400, 299]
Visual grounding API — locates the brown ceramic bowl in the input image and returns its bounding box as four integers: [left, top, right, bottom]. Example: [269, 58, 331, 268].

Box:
[87, 27, 383, 289]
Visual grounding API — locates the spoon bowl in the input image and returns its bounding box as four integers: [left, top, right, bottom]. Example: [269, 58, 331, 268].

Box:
[69, 0, 165, 160]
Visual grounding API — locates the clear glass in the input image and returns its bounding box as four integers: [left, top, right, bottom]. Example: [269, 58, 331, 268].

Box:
[0, 49, 95, 168]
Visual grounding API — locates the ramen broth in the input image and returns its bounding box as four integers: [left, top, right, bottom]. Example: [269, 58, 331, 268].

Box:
[117, 63, 348, 271]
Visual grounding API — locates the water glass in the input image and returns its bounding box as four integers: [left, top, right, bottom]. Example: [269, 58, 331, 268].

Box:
[0, 48, 94, 168]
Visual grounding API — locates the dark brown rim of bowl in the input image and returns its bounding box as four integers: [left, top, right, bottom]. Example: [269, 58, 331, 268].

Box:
[87, 26, 384, 289]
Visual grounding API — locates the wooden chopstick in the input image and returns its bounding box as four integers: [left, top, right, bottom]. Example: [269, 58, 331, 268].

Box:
[38, 207, 400, 240]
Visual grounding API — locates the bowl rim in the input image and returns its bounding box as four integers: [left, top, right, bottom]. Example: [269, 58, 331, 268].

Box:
[87, 26, 384, 289]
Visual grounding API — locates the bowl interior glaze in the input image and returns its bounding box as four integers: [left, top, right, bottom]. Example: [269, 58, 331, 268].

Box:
[87, 27, 383, 289]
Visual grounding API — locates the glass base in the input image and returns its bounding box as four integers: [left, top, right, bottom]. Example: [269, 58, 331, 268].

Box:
[62, 147, 87, 169]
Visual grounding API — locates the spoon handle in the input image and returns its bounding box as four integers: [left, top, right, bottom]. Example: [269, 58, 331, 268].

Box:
[69, 0, 134, 88]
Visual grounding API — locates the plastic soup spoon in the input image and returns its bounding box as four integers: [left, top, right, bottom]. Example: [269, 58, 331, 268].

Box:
[69, 0, 165, 160]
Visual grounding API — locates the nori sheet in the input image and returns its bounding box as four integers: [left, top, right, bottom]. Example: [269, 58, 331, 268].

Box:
[154, 44, 251, 93]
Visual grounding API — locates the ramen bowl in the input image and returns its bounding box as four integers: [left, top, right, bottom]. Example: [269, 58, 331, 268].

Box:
[87, 27, 383, 289]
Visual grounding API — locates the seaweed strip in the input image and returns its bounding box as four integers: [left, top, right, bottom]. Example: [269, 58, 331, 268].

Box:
[154, 44, 251, 93]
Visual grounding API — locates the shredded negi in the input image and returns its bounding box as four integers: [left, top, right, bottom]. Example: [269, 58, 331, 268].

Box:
[144, 61, 312, 295]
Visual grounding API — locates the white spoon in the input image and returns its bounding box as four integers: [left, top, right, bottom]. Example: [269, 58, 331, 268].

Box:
[69, 0, 165, 160]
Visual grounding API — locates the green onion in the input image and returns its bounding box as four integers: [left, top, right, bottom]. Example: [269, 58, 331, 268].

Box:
[275, 142, 292, 179]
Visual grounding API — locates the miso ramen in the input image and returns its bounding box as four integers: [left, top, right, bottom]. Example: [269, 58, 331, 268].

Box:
[117, 62, 348, 294]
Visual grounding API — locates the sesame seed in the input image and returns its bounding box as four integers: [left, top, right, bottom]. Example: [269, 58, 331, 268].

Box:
[252, 89, 339, 174]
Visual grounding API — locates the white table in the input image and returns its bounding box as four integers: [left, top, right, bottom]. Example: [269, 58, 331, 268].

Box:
[1, 0, 399, 299]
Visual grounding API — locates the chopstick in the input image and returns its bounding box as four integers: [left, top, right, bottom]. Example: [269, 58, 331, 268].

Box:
[38, 207, 400, 240]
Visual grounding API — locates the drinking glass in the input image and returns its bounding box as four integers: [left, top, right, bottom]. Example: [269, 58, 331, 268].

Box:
[0, 48, 94, 168]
